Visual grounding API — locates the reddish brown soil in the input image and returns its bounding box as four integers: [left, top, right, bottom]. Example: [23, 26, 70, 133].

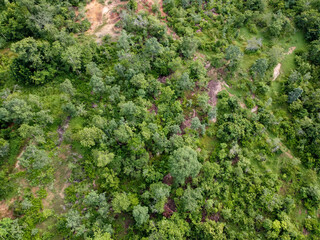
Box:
[163, 173, 173, 186]
[163, 198, 176, 218]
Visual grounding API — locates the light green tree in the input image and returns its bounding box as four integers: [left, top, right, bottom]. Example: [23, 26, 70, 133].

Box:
[112, 192, 131, 213]
[132, 205, 149, 226]
[78, 127, 104, 148]
[168, 146, 201, 185]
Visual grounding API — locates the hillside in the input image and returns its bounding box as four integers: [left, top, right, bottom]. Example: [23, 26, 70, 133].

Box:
[0, 0, 320, 239]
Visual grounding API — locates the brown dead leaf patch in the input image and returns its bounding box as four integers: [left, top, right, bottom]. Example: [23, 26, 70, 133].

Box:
[163, 198, 176, 218]
[0, 199, 15, 219]
[232, 156, 239, 166]
[163, 173, 173, 186]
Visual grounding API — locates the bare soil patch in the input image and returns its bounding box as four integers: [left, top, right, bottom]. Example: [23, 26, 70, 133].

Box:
[208, 80, 224, 107]
[273, 63, 281, 81]
[86, 0, 126, 41]
[0, 199, 14, 219]
[286, 46, 296, 55]
[58, 116, 70, 146]
[251, 106, 258, 113]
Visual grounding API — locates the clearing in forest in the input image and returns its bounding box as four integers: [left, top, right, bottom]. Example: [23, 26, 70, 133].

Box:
[86, 0, 127, 41]
[85, 0, 169, 41]
[273, 46, 296, 81]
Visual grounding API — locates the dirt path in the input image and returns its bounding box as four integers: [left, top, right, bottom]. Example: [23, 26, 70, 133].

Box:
[57, 116, 71, 147]
[273, 63, 281, 81]
[286, 47, 296, 55]
[42, 118, 72, 212]
[280, 142, 294, 159]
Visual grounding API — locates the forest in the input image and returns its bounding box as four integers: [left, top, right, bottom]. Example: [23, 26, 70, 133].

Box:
[0, 0, 320, 239]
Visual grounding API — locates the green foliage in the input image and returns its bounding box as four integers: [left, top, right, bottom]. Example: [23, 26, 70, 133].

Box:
[19, 145, 51, 170]
[112, 192, 131, 213]
[11, 37, 58, 84]
[250, 58, 268, 79]
[169, 146, 201, 185]
[180, 36, 198, 58]
[0, 218, 24, 240]
[288, 87, 303, 103]
[60, 79, 76, 96]
[225, 45, 243, 70]
[132, 205, 149, 226]
[1, 1, 320, 239]
[78, 127, 104, 148]
[181, 186, 203, 212]
[0, 138, 9, 158]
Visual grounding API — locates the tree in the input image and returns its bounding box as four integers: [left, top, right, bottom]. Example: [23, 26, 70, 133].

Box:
[0, 138, 9, 158]
[65, 209, 85, 236]
[86, 62, 103, 77]
[144, 37, 163, 59]
[149, 182, 171, 213]
[112, 192, 131, 213]
[148, 214, 190, 239]
[267, 46, 283, 67]
[19, 145, 51, 170]
[0, 98, 32, 123]
[93, 150, 115, 167]
[225, 45, 243, 70]
[84, 191, 107, 208]
[191, 117, 201, 130]
[150, 182, 171, 201]
[88, 230, 113, 240]
[309, 40, 320, 65]
[245, 0, 266, 11]
[132, 205, 149, 225]
[0, 218, 24, 240]
[117, 31, 132, 51]
[181, 186, 203, 212]
[62, 45, 82, 73]
[130, 73, 147, 89]
[288, 88, 303, 104]
[60, 79, 76, 96]
[177, 72, 194, 92]
[11, 37, 57, 84]
[190, 60, 206, 80]
[0, 171, 13, 200]
[114, 124, 133, 143]
[180, 36, 198, 58]
[90, 75, 106, 96]
[18, 124, 45, 143]
[168, 146, 201, 185]
[246, 37, 262, 52]
[119, 101, 138, 120]
[78, 127, 104, 148]
[269, 12, 294, 37]
[250, 58, 268, 79]
[296, 9, 320, 41]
